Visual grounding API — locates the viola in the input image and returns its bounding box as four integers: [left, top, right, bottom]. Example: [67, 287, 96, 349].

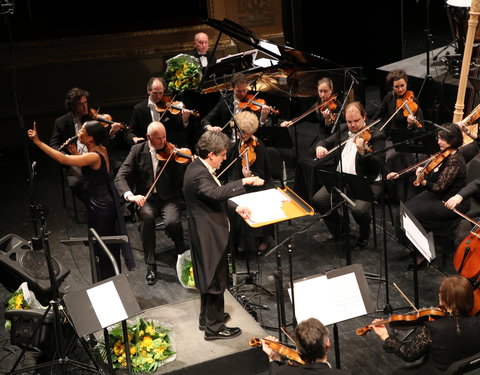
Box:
[396, 90, 423, 130]
[155, 96, 200, 117]
[239, 136, 258, 175]
[413, 148, 454, 186]
[238, 94, 280, 116]
[355, 307, 446, 336]
[156, 142, 192, 164]
[249, 337, 305, 365]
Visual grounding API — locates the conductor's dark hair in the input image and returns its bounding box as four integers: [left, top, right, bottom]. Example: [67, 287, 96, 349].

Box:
[65, 88, 89, 111]
[196, 130, 230, 159]
[84, 121, 107, 145]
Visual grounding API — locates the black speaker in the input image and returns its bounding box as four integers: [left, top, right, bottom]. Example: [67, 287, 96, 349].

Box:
[0, 234, 70, 300]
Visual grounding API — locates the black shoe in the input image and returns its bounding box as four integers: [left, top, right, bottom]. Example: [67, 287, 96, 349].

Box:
[318, 234, 341, 245]
[146, 264, 157, 285]
[407, 259, 429, 271]
[354, 238, 369, 251]
[199, 313, 230, 331]
[204, 326, 241, 341]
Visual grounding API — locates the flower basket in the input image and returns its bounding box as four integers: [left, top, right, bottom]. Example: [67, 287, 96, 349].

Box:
[164, 54, 202, 92]
[96, 318, 176, 373]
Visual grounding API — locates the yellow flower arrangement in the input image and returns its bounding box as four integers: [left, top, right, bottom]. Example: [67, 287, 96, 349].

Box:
[7, 290, 30, 311]
[164, 54, 202, 92]
[98, 318, 175, 373]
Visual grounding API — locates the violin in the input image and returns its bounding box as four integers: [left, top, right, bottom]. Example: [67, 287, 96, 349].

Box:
[155, 96, 200, 117]
[249, 337, 305, 365]
[82, 108, 129, 129]
[238, 94, 280, 116]
[284, 95, 338, 128]
[452, 211, 480, 316]
[239, 136, 258, 176]
[413, 148, 454, 186]
[396, 90, 423, 130]
[319, 97, 338, 123]
[355, 307, 446, 336]
[354, 127, 373, 153]
[155, 142, 192, 164]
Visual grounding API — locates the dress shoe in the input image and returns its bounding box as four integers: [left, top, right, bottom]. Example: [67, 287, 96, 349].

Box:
[199, 313, 230, 331]
[354, 238, 369, 251]
[204, 326, 241, 341]
[146, 264, 157, 285]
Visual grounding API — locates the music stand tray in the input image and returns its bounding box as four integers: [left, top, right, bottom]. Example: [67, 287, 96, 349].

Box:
[317, 169, 374, 202]
[389, 129, 439, 155]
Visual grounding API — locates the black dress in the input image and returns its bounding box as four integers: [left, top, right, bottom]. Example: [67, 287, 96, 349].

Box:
[383, 314, 480, 374]
[82, 151, 134, 280]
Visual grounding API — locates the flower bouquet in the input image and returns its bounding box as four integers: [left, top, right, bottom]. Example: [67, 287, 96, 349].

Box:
[164, 54, 202, 92]
[4, 282, 46, 331]
[97, 318, 176, 373]
[176, 250, 196, 289]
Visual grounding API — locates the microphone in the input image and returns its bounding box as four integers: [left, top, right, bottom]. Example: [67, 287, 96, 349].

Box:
[347, 71, 359, 85]
[58, 135, 78, 152]
[333, 187, 356, 208]
[425, 120, 450, 133]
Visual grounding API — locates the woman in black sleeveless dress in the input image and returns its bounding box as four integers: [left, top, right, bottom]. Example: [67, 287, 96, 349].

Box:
[28, 120, 134, 281]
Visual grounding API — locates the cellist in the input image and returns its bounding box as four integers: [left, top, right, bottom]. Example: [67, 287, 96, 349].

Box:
[370, 275, 480, 375]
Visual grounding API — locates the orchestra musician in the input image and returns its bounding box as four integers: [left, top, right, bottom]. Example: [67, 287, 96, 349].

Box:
[124, 76, 192, 148]
[373, 69, 425, 202]
[201, 73, 273, 142]
[224, 111, 274, 253]
[261, 318, 352, 374]
[29, 120, 134, 280]
[50, 87, 124, 206]
[388, 123, 468, 269]
[285, 78, 341, 204]
[370, 275, 480, 375]
[115, 121, 188, 286]
[189, 32, 215, 71]
[182, 130, 264, 340]
[311, 102, 386, 251]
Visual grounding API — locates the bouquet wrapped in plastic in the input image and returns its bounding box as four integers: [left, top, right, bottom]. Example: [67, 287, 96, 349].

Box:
[164, 54, 202, 92]
[176, 250, 196, 289]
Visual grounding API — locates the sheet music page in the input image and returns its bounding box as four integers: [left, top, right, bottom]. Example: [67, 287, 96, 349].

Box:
[290, 272, 367, 326]
[87, 281, 128, 328]
[402, 212, 433, 261]
[229, 188, 288, 223]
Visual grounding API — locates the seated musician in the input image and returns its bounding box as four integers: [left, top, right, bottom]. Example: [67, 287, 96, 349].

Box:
[189, 32, 214, 71]
[370, 275, 480, 374]
[124, 76, 192, 148]
[373, 69, 424, 202]
[225, 111, 274, 253]
[201, 73, 273, 142]
[389, 123, 469, 269]
[282, 78, 341, 204]
[456, 117, 480, 163]
[261, 318, 352, 374]
[311, 102, 385, 251]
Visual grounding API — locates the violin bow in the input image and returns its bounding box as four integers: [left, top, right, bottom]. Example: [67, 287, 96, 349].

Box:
[393, 283, 419, 312]
[379, 100, 408, 132]
[287, 95, 337, 128]
[158, 93, 178, 122]
[327, 118, 381, 155]
[220, 92, 260, 132]
[215, 147, 249, 179]
[443, 201, 480, 237]
[144, 150, 175, 201]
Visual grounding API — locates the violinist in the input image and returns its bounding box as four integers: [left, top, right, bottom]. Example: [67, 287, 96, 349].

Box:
[261, 318, 352, 374]
[223, 111, 274, 254]
[50, 87, 124, 207]
[115, 121, 188, 286]
[373, 69, 425, 202]
[311, 102, 386, 251]
[201, 73, 273, 142]
[124, 77, 192, 148]
[389, 123, 468, 269]
[370, 275, 480, 374]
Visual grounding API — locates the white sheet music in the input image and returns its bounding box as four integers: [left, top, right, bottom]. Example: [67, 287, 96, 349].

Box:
[289, 272, 367, 326]
[229, 188, 289, 224]
[87, 281, 128, 328]
[402, 212, 434, 262]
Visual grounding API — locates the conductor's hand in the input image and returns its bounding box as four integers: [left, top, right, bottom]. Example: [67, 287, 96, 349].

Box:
[445, 194, 463, 210]
[235, 205, 252, 220]
[316, 146, 328, 159]
[261, 336, 282, 362]
[386, 172, 399, 180]
[370, 319, 389, 341]
[242, 176, 264, 186]
[204, 125, 222, 132]
[27, 122, 40, 144]
[127, 194, 146, 207]
[133, 136, 146, 144]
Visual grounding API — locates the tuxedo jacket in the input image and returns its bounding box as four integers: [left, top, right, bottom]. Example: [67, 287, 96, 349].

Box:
[50, 112, 76, 149]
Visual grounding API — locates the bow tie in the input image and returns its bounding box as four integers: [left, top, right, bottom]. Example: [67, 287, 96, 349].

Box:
[198, 53, 206, 57]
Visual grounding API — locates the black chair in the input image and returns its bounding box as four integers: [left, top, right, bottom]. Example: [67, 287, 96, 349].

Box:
[446, 352, 480, 375]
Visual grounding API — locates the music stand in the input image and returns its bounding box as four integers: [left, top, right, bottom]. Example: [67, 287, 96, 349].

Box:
[389, 129, 439, 155]
[400, 202, 435, 308]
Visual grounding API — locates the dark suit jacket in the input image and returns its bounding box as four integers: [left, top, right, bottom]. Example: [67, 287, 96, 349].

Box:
[124, 99, 187, 147]
[182, 158, 245, 293]
[50, 112, 76, 149]
[189, 49, 215, 69]
[114, 142, 183, 202]
[314, 124, 386, 183]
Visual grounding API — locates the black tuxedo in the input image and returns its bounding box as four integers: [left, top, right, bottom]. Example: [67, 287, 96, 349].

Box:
[189, 49, 215, 70]
[115, 142, 186, 264]
[124, 99, 187, 147]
